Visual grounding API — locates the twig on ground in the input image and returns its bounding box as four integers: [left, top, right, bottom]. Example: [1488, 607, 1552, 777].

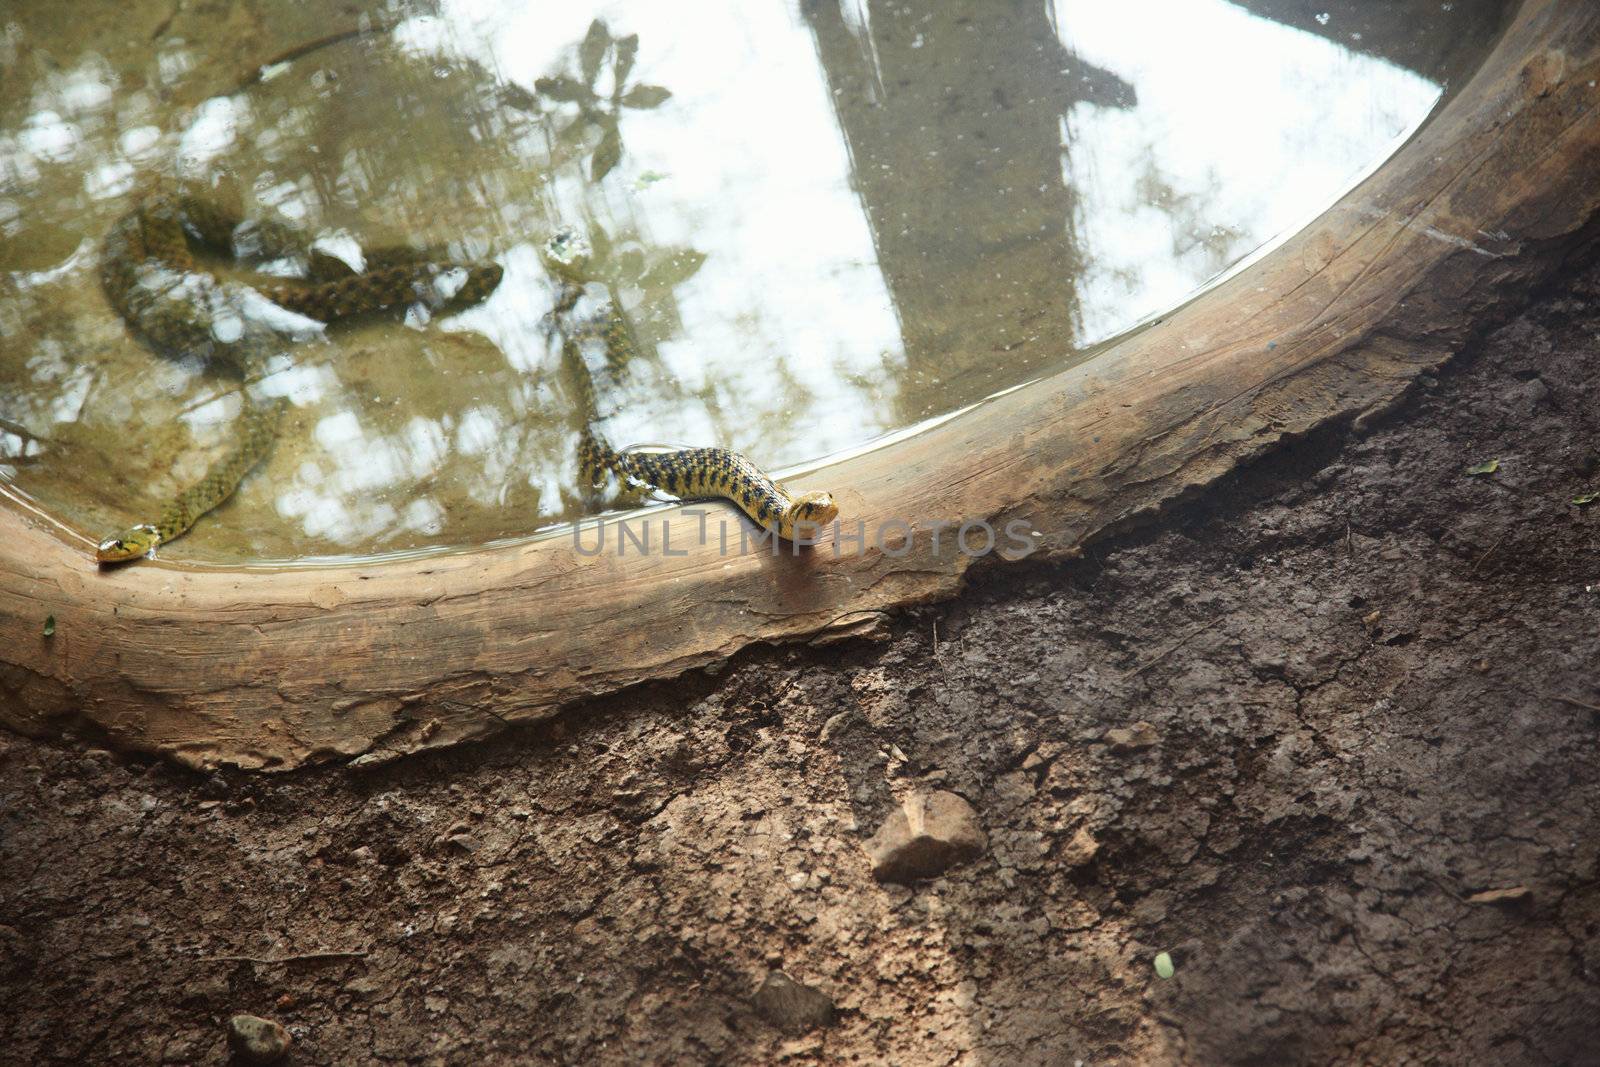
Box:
[1544, 692, 1600, 714]
[1469, 532, 1507, 576]
[1121, 619, 1215, 681]
[201, 948, 368, 964]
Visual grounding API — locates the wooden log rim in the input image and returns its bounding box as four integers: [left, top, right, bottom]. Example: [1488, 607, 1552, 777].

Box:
[2, 0, 1597, 771]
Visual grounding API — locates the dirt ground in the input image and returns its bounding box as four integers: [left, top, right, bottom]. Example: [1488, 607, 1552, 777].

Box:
[3, 253, 1599, 1065]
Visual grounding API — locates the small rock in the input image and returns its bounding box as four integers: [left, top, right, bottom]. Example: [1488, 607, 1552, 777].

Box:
[1507, 377, 1550, 417]
[343, 974, 384, 997]
[818, 711, 856, 742]
[226, 1014, 291, 1064]
[1466, 885, 1531, 905]
[753, 971, 835, 1033]
[444, 833, 480, 853]
[866, 790, 987, 883]
[1104, 721, 1159, 752]
[1062, 826, 1100, 868]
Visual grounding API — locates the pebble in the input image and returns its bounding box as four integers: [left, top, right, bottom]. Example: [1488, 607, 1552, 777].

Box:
[865, 790, 987, 883]
[226, 1015, 291, 1064]
[753, 971, 836, 1033]
[1062, 826, 1100, 867]
[1104, 721, 1159, 752]
[445, 833, 481, 853]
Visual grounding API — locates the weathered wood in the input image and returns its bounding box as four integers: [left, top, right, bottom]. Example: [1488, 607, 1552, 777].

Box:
[1, 0, 1596, 770]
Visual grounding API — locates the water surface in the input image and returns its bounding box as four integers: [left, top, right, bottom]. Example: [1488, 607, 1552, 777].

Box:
[0, 0, 1509, 563]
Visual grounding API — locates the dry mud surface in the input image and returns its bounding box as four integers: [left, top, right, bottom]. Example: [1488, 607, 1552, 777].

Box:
[3, 260, 1600, 1065]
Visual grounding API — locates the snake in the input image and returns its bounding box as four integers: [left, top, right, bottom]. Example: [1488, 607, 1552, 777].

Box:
[94, 191, 502, 563]
[542, 228, 839, 543]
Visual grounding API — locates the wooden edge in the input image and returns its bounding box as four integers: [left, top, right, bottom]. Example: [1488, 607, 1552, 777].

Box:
[2, 0, 1596, 771]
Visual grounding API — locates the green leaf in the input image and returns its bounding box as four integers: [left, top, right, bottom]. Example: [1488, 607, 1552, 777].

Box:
[634, 169, 668, 188]
[590, 123, 623, 182]
[579, 19, 611, 87]
[535, 75, 591, 104]
[620, 84, 672, 109]
[613, 33, 640, 88]
[640, 248, 708, 290]
[1573, 490, 1599, 506]
[1465, 459, 1499, 476]
[43, 614, 55, 638]
[1154, 951, 1175, 979]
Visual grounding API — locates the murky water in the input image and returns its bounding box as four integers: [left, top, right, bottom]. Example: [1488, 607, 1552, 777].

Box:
[0, 0, 1509, 564]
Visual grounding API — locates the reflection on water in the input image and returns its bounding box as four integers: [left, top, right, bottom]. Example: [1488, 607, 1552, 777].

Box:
[0, 0, 1507, 563]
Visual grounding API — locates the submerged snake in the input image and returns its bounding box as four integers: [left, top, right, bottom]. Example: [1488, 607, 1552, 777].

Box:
[542, 229, 839, 543]
[94, 191, 502, 563]
[93, 194, 831, 562]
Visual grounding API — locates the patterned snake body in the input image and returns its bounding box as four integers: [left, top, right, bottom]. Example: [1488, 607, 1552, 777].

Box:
[95, 193, 501, 563]
[93, 197, 829, 560]
[544, 230, 838, 543]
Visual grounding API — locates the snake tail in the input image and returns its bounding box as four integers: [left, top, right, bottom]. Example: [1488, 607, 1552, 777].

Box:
[96, 192, 503, 563]
[97, 397, 287, 564]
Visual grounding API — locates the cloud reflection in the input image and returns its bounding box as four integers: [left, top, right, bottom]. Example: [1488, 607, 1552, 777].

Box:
[0, 0, 1489, 561]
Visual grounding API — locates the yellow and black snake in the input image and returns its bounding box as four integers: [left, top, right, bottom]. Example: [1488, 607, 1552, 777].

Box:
[542, 229, 839, 543]
[93, 196, 834, 562]
[94, 191, 502, 563]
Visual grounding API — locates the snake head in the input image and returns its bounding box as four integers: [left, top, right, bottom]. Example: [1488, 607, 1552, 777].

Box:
[96, 524, 161, 564]
[541, 226, 594, 283]
[778, 491, 839, 543]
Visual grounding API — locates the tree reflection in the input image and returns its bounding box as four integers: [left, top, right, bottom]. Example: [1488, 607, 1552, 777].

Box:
[804, 0, 1136, 422]
[0, 0, 1493, 561]
[520, 18, 675, 181]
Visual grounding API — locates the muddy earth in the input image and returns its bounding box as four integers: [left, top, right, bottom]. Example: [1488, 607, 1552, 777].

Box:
[2, 257, 1598, 1064]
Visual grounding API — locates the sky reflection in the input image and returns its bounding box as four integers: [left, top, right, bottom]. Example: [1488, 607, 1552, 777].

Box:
[0, 0, 1504, 562]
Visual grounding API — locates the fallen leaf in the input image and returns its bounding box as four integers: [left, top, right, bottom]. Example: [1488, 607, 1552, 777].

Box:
[1465, 459, 1499, 476]
[1572, 490, 1599, 506]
